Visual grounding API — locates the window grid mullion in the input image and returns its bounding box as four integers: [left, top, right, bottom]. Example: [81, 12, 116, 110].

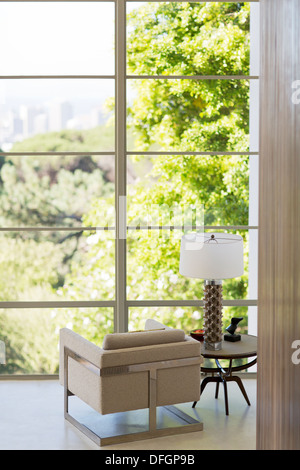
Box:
[115, 0, 127, 332]
[0, 0, 258, 339]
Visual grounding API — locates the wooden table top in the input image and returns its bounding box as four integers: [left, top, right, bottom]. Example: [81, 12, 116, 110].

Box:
[201, 334, 257, 360]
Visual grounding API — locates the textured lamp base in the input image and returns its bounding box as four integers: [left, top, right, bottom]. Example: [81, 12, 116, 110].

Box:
[204, 340, 223, 351]
[203, 280, 223, 351]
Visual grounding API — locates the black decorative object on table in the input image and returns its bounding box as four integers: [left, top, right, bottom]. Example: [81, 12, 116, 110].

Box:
[224, 317, 243, 342]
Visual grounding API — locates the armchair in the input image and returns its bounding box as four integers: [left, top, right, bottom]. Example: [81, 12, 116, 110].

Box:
[59, 319, 203, 446]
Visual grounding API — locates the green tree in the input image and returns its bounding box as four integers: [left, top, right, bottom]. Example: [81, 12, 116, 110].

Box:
[0, 3, 252, 374]
[1, 126, 115, 230]
[126, 2, 250, 330]
[0, 126, 115, 373]
[62, 2, 250, 339]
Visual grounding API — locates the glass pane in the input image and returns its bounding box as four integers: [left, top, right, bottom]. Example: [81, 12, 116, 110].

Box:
[127, 79, 250, 152]
[127, 154, 249, 227]
[0, 155, 115, 228]
[0, 307, 114, 375]
[0, 2, 115, 75]
[0, 230, 115, 302]
[127, 229, 249, 301]
[0, 79, 114, 152]
[127, 2, 250, 76]
[129, 306, 201, 333]
[129, 306, 249, 338]
[129, 305, 254, 372]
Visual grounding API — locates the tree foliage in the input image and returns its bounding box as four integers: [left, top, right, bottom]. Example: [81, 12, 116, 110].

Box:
[63, 2, 250, 335]
[125, 1, 250, 329]
[0, 2, 252, 373]
[0, 126, 114, 373]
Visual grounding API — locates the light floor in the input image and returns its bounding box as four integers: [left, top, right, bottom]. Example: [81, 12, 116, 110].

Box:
[0, 377, 256, 450]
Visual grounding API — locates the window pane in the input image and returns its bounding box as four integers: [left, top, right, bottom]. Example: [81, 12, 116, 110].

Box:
[127, 79, 250, 152]
[0, 230, 115, 302]
[127, 154, 249, 227]
[129, 306, 249, 337]
[129, 306, 200, 333]
[0, 155, 115, 228]
[0, 79, 114, 152]
[0, 2, 115, 75]
[127, 229, 249, 301]
[129, 306, 253, 371]
[0, 307, 114, 375]
[127, 2, 250, 76]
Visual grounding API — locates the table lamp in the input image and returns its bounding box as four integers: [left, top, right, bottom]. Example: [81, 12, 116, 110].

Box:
[179, 232, 244, 351]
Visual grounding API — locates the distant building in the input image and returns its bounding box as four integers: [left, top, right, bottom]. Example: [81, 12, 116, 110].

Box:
[33, 113, 48, 135]
[90, 107, 104, 127]
[20, 105, 38, 137]
[48, 100, 73, 132]
[12, 116, 23, 136]
[1, 99, 107, 145]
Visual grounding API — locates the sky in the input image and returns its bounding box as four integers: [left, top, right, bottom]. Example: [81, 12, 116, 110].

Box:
[0, 2, 115, 75]
[0, 1, 141, 107]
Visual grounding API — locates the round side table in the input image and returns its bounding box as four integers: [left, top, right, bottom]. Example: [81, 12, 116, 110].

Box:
[193, 334, 257, 415]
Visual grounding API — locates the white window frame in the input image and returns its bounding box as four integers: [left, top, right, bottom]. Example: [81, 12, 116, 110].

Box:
[0, 0, 259, 360]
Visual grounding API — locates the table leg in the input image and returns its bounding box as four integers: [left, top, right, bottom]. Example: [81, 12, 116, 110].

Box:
[230, 375, 251, 406]
[222, 378, 229, 415]
[192, 360, 252, 415]
[193, 376, 227, 412]
[192, 376, 212, 407]
[200, 376, 211, 395]
[215, 380, 219, 399]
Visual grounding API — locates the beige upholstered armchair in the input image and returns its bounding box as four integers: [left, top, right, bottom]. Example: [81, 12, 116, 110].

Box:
[59, 319, 203, 446]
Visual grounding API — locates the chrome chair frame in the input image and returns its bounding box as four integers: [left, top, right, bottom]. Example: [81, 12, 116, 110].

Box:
[64, 346, 203, 446]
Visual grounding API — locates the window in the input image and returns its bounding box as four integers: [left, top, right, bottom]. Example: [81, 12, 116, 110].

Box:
[0, 0, 259, 375]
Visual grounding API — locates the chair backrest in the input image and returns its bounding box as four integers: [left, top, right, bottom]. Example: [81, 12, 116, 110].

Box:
[101, 328, 186, 350]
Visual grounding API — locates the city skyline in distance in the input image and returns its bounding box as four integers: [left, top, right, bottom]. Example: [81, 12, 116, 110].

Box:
[0, 96, 111, 151]
[0, 1, 141, 150]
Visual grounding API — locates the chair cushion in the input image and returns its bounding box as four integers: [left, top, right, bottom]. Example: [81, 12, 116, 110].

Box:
[102, 328, 185, 350]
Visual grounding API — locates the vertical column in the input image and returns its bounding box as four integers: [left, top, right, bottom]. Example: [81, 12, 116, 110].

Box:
[115, 0, 128, 332]
[248, 2, 260, 339]
[257, 0, 300, 450]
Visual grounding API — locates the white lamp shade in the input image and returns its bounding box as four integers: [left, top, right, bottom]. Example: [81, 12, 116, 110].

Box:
[179, 232, 244, 280]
